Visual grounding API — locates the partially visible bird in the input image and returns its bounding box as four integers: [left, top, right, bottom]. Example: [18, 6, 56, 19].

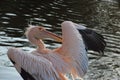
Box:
[7, 21, 106, 80]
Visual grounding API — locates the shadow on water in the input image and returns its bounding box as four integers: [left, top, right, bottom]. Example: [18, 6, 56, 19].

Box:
[0, 0, 120, 80]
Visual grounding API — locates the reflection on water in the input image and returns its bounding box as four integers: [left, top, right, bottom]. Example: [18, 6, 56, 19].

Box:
[0, 0, 120, 80]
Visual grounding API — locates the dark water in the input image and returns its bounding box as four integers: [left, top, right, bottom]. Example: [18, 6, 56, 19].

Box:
[0, 0, 120, 80]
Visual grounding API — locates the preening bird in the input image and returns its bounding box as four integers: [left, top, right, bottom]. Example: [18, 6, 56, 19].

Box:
[7, 21, 106, 80]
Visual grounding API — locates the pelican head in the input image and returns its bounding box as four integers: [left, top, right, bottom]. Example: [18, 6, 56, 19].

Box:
[25, 25, 62, 47]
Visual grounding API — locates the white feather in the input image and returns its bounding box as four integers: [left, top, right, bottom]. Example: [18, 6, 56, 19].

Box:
[7, 48, 60, 80]
[60, 21, 88, 78]
[32, 50, 71, 74]
[7, 21, 88, 80]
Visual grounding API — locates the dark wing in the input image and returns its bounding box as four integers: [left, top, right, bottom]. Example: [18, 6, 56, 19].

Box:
[7, 48, 60, 80]
[75, 24, 106, 54]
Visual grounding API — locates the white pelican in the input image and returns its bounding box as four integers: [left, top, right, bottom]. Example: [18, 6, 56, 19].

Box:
[7, 21, 106, 80]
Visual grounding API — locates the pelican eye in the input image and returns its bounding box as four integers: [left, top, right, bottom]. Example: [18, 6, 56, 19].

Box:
[39, 27, 44, 31]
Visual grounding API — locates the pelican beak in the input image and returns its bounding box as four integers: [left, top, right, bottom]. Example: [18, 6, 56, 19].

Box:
[39, 28, 62, 42]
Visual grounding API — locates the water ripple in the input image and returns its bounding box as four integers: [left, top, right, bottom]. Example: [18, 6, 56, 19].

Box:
[0, 0, 120, 80]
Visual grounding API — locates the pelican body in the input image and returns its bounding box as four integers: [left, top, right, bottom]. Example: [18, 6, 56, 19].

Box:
[7, 21, 106, 80]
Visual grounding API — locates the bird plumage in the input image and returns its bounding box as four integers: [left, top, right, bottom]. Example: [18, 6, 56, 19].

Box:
[76, 24, 106, 54]
[7, 21, 106, 80]
[8, 48, 60, 80]
[57, 21, 88, 77]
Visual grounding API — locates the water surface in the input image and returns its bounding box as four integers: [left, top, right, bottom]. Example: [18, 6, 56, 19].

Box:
[0, 0, 120, 80]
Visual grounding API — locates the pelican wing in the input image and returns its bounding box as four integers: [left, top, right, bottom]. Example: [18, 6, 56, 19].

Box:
[7, 48, 60, 80]
[75, 23, 106, 54]
[60, 21, 88, 78]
